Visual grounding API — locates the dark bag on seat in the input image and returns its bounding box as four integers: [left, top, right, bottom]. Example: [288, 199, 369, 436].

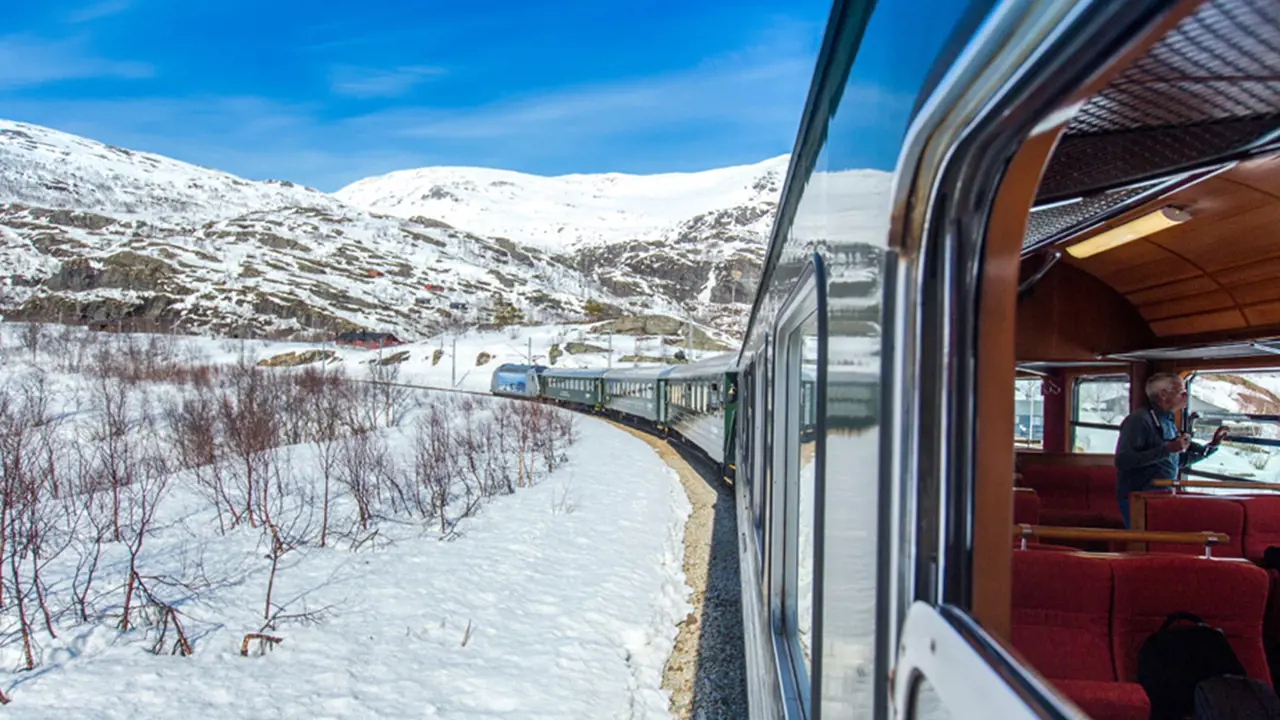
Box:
[1138, 612, 1248, 720]
[1194, 676, 1280, 719]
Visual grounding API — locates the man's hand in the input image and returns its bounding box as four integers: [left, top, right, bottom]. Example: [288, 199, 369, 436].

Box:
[1165, 435, 1191, 453]
[1210, 425, 1229, 446]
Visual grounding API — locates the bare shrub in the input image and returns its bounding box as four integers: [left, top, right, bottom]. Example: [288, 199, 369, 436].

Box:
[19, 322, 43, 362]
[218, 360, 283, 528]
[367, 361, 414, 427]
[337, 430, 394, 533]
[412, 402, 459, 532]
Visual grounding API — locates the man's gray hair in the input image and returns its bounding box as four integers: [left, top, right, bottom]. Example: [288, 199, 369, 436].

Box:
[1145, 372, 1182, 403]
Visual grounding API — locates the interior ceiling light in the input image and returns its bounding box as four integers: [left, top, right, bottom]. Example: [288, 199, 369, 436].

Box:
[1064, 205, 1191, 259]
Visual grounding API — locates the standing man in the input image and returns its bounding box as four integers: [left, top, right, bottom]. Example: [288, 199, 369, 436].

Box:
[1114, 372, 1229, 527]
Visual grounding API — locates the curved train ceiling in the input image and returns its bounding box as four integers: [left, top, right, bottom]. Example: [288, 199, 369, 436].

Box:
[1016, 0, 1280, 358]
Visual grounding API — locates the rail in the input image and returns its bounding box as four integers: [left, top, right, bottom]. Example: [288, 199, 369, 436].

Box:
[1012, 524, 1229, 557]
[1153, 478, 1280, 494]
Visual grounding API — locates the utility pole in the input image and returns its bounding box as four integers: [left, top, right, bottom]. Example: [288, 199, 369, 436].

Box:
[451, 337, 457, 387]
[608, 333, 612, 369]
[686, 317, 692, 361]
[528, 337, 533, 364]
[633, 336, 638, 368]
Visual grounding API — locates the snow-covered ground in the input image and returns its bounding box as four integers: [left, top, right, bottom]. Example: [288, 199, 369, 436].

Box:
[0, 322, 731, 395]
[0, 323, 694, 717]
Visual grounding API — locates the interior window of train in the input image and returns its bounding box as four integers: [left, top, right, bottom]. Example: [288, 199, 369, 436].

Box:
[793, 311, 819, 676]
[1013, 378, 1044, 449]
[1185, 369, 1280, 484]
[1071, 374, 1130, 453]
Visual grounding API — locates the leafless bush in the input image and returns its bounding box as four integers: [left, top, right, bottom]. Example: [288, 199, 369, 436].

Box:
[19, 322, 43, 362]
[367, 361, 414, 428]
[296, 365, 353, 547]
[337, 430, 395, 533]
[412, 405, 454, 532]
[218, 360, 284, 529]
[118, 446, 172, 633]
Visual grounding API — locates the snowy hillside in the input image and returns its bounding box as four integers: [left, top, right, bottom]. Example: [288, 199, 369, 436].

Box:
[0, 119, 673, 339]
[0, 118, 801, 337]
[334, 156, 789, 252]
[336, 156, 792, 325]
[0, 120, 340, 223]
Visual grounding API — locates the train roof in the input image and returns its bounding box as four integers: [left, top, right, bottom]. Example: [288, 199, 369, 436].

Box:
[492, 363, 545, 373]
[663, 352, 739, 380]
[601, 364, 677, 381]
[539, 367, 607, 378]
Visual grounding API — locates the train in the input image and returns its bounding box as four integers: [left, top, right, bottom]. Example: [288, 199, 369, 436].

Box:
[489, 353, 742, 470]
[491, 0, 1277, 717]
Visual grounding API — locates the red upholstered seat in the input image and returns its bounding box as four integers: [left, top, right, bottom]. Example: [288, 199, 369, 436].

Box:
[1110, 555, 1271, 686]
[1235, 496, 1280, 562]
[1014, 552, 1276, 719]
[1052, 680, 1149, 720]
[1143, 495, 1245, 558]
[1014, 487, 1041, 525]
[1012, 552, 1114, 681]
[1020, 464, 1124, 530]
[1021, 465, 1090, 510]
[1084, 467, 1124, 528]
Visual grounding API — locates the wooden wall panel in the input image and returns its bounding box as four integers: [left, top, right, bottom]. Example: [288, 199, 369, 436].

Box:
[1017, 262, 1155, 361]
[1149, 308, 1245, 336]
[1039, 155, 1280, 349]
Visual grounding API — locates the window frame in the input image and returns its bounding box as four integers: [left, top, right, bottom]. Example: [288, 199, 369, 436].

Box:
[1184, 368, 1280, 483]
[769, 255, 826, 719]
[1069, 373, 1130, 453]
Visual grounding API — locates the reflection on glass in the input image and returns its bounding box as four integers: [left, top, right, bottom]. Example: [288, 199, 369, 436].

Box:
[795, 312, 819, 673]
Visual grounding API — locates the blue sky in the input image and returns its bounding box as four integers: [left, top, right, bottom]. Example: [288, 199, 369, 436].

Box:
[0, 0, 832, 190]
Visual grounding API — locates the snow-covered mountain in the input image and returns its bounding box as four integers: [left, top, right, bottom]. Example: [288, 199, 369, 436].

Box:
[335, 157, 789, 315]
[334, 157, 787, 252]
[0, 119, 696, 339]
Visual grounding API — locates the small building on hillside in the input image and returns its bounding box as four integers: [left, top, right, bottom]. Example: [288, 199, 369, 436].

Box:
[335, 331, 403, 349]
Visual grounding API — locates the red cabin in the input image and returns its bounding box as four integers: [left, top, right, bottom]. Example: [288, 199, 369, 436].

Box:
[335, 331, 402, 349]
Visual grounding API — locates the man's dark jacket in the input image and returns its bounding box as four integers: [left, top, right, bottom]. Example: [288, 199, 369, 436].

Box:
[1114, 405, 1217, 527]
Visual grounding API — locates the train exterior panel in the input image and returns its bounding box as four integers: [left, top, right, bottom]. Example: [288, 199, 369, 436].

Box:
[540, 369, 604, 406]
[665, 354, 738, 464]
[601, 367, 671, 422]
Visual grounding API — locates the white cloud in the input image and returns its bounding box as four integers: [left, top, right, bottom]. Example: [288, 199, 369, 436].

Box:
[0, 19, 831, 189]
[329, 65, 446, 99]
[0, 35, 151, 90]
[67, 0, 134, 23]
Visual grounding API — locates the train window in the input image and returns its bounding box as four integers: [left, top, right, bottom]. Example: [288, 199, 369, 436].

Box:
[754, 341, 769, 540]
[1186, 370, 1280, 483]
[1071, 374, 1129, 453]
[1013, 378, 1043, 448]
[770, 256, 824, 717]
[792, 311, 819, 674]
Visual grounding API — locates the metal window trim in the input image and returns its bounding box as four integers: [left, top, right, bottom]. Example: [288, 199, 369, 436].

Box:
[1185, 468, 1275, 483]
[769, 253, 828, 720]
